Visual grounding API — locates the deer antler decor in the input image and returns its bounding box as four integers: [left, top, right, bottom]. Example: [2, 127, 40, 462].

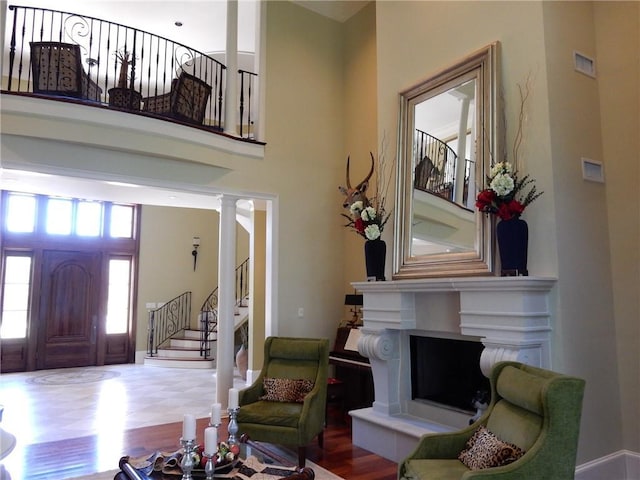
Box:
[338, 153, 375, 210]
[339, 148, 392, 242]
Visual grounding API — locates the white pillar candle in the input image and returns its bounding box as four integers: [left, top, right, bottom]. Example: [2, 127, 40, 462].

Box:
[204, 426, 217, 456]
[211, 403, 222, 425]
[228, 388, 239, 409]
[182, 413, 196, 440]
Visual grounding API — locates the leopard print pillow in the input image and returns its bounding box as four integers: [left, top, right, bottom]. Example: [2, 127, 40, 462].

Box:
[259, 377, 315, 403]
[458, 425, 525, 470]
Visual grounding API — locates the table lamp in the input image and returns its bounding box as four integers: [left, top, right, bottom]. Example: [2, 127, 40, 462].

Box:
[344, 293, 363, 327]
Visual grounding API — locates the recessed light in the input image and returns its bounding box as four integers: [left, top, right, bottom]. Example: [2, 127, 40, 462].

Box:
[105, 181, 140, 188]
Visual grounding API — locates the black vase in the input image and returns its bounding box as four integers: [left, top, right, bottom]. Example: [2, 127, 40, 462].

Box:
[365, 239, 386, 281]
[496, 217, 529, 276]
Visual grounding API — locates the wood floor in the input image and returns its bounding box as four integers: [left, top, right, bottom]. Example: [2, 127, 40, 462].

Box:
[11, 409, 398, 479]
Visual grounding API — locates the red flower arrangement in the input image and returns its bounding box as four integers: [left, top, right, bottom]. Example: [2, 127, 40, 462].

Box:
[476, 162, 542, 221]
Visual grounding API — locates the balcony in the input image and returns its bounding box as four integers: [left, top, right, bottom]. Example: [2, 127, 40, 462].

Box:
[1, 5, 260, 143]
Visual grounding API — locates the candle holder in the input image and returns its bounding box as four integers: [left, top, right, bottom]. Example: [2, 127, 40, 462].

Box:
[227, 407, 240, 445]
[180, 437, 196, 480]
[203, 453, 216, 480]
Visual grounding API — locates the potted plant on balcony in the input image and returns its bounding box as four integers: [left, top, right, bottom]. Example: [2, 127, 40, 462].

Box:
[108, 49, 142, 110]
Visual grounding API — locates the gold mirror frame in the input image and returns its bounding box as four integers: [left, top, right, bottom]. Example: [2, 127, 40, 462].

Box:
[393, 42, 500, 279]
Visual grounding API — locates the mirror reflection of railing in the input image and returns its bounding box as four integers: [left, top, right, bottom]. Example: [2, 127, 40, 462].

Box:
[413, 129, 473, 206]
[4, 5, 258, 139]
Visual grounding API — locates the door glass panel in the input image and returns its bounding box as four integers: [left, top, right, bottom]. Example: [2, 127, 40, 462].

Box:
[6, 193, 36, 233]
[106, 258, 131, 334]
[76, 201, 102, 237]
[1, 255, 32, 339]
[46, 198, 72, 235]
[110, 205, 134, 238]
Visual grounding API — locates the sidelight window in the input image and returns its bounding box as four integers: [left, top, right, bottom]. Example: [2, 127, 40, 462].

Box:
[106, 258, 132, 334]
[0, 255, 32, 339]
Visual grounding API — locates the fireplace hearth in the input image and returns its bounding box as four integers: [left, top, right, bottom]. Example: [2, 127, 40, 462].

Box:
[410, 335, 489, 413]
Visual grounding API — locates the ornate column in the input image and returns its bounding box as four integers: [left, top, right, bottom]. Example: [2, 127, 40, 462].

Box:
[216, 195, 239, 408]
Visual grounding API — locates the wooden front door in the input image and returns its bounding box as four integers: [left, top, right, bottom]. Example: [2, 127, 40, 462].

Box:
[37, 250, 102, 369]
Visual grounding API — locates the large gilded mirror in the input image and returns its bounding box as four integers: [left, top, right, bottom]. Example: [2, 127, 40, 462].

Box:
[393, 42, 500, 278]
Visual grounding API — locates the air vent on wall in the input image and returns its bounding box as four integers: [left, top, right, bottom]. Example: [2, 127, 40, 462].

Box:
[581, 157, 604, 183]
[574, 51, 596, 78]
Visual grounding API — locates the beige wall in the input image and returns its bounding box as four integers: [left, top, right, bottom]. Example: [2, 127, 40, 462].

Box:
[593, 1, 640, 453]
[254, 1, 346, 339]
[341, 2, 380, 295]
[374, 0, 637, 463]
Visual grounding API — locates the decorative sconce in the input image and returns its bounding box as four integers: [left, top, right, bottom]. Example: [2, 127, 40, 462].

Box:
[344, 292, 364, 327]
[192, 236, 200, 271]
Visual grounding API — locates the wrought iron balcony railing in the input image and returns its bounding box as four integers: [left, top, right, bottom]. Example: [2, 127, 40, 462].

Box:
[2, 5, 258, 140]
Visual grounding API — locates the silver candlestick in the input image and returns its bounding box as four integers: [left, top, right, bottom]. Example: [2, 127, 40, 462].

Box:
[227, 407, 240, 445]
[204, 453, 215, 480]
[180, 437, 196, 480]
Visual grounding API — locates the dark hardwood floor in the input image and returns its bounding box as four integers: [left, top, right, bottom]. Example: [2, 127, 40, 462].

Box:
[7, 407, 398, 479]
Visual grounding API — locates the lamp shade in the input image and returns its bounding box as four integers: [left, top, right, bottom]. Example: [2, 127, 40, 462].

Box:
[344, 294, 363, 306]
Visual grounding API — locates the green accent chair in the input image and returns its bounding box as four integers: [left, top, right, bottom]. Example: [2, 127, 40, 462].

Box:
[399, 361, 586, 480]
[237, 336, 329, 468]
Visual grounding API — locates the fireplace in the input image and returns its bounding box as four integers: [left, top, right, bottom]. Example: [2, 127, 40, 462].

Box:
[410, 335, 489, 414]
[349, 276, 556, 463]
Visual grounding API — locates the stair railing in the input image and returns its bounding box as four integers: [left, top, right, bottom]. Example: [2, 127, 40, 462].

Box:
[199, 257, 250, 358]
[147, 291, 191, 357]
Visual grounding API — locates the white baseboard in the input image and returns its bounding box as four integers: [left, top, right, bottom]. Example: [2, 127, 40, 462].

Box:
[575, 450, 640, 480]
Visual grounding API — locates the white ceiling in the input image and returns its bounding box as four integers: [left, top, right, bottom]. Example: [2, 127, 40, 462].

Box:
[1, 1, 367, 209]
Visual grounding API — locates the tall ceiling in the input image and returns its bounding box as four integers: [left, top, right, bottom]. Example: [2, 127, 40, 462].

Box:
[1, 1, 368, 209]
[5, 0, 369, 53]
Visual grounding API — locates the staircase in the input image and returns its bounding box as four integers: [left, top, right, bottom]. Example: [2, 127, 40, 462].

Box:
[143, 307, 249, 369]
[144, 258, 250, 369]
[144, 328, 216, 369]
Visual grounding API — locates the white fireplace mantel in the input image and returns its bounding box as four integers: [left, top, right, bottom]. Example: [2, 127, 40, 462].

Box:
[349, 276, 557, 462]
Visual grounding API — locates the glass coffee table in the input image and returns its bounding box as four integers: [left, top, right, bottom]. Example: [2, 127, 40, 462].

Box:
[114, 436, 314, 480]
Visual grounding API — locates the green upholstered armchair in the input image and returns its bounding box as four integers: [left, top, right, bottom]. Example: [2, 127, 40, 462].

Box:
[399, 361, 586, 480]
[237, 336, 329, 468]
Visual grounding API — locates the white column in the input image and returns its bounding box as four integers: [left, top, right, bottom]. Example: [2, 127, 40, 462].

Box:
[216, 195, 238, 408]
[224, 0, 238, 135]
